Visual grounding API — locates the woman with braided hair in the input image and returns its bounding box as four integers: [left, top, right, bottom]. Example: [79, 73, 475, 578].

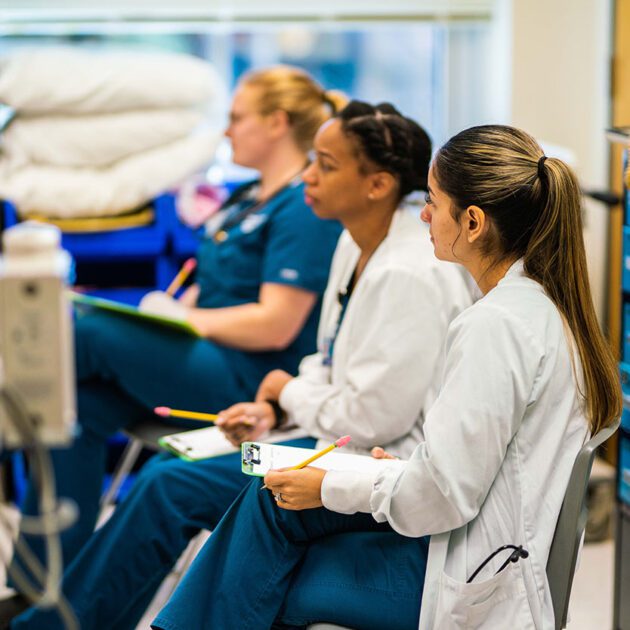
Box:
[153, 123, 620, 630]
[216, 99, 473, 473]
[149, 101, 476, 630]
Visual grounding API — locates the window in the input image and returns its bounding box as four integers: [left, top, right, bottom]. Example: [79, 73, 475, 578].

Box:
[0, 14, 495, 183]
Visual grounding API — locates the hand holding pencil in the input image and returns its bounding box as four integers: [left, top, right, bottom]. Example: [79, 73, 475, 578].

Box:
[215, 401, 274, 447]
[155, 405, 256, 440]
[138, 259, 196, 320]
[262, 436, 352, 511]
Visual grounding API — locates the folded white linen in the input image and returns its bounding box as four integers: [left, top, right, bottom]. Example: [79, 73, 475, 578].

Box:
[0, 48, 224, 114]
[1, 109, 207, 168]
[0, 127, 221, 218]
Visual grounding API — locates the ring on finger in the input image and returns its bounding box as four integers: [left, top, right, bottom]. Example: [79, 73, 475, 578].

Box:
[274, 492, 283, 503]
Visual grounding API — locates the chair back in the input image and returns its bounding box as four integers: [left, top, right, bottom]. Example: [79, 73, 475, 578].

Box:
[546, 419, 619, 629]
[124, 420, 180, 448]
[309, 420, 621, 630]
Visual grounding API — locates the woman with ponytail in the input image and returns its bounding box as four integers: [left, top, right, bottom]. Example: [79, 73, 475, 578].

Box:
[429, 125, 619, 438]
[152, 125, 620, 630]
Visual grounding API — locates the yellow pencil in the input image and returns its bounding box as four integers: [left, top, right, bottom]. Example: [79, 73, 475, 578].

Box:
[165, 258, 197, 296]
[290, 435, 352, 469]
[261, 435, 352, 490]
[154, 406, 218, 423]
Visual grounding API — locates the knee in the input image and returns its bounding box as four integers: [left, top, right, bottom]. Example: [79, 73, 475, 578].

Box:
[74, 314, 112, 379]
[135, 456, 170, 488]
[75, 313, 137, 380]
[134, 460, 188, 508]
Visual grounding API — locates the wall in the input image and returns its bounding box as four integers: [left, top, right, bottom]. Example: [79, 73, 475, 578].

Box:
[506, 0, 612, 324]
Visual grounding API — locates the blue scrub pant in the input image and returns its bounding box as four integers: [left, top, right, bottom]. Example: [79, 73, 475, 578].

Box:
[13, 311, 255, 575]
[152, 479, 428, 630]
[11, 438, 316, 630]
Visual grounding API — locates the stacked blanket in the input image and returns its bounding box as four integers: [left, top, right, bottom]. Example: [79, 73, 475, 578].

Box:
[0, 48, 225, 218]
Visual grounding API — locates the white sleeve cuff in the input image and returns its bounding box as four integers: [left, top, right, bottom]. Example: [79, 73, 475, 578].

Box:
[278, 377, 301, 416]
[321, 469, 377, 515]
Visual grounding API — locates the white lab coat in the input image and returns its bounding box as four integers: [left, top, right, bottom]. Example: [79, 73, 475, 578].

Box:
[321, 260, 589, 629]
[280, 208, 474, 458]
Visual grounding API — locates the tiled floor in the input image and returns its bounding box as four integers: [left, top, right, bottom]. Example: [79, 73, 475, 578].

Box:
[567, 538, 614, 629]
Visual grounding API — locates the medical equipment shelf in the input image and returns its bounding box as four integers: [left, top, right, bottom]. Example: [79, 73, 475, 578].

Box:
[615, 148, 630, 630]
[1, 195, 200, 303]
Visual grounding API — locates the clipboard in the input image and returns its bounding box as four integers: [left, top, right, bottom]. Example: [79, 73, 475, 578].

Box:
[159, 425, 309, 462]
[70, 291, 200, 337]
[241, 442, 406, 477]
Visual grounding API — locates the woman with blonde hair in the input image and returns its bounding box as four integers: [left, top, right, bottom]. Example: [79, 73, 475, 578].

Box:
[152, 125, 621, 630]
[10, 65, 345, 625]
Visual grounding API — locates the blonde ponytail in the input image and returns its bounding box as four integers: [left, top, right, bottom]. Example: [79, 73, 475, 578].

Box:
[322, 89, 347, 115]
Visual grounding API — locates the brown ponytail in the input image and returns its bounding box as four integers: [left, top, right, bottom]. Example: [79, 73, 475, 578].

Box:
[433, 125, 621, 434]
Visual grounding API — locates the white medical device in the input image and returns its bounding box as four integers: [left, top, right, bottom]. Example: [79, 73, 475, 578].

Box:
[0, 221, 76, 447]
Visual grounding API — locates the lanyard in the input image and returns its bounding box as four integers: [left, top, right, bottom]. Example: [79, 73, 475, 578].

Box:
[213, 173, 303, 244]
[322, 268, 357, 367]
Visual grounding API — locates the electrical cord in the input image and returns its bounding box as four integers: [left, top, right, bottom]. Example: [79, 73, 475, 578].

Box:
[0, 385, 78, 630]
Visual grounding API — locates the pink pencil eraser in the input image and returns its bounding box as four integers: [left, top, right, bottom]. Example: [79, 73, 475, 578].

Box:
[335, 435, 352, 448]
[184, 258, 197, 272]
[154, 406, 171, 417]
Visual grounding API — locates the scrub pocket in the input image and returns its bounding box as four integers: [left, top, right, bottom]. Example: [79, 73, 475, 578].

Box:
[433, 562, 533, 629]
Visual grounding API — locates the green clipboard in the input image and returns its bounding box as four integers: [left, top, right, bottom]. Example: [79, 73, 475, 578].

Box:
[158, 426, 238, 462]
[159, 426, 310, 463]
[70, 291, 200, 337]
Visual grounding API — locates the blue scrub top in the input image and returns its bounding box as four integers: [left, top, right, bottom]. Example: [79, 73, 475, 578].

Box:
[195, 178, 342, 389]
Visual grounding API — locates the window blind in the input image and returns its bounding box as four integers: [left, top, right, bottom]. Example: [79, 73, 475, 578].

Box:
[0, 0, 494, 23]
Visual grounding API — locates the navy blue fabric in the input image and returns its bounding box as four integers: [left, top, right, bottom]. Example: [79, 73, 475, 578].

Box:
[152, 479, 428, 630]
[11, 439, 316, 630]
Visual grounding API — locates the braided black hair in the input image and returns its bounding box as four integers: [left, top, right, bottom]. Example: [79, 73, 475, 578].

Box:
[337, 100, 432, 200]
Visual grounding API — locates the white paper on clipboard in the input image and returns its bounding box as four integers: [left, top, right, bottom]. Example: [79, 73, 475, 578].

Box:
[159, 426, 309, 461]
[241, 442, 406, 477]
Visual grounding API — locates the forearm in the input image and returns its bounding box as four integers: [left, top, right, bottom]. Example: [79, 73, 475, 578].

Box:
[188, 283, 316, 351]
[319, 446, 468, 536]
[187, 302, 294, 350]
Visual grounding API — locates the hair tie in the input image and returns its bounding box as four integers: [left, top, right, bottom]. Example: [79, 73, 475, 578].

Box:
[537, 155, 548, 179]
